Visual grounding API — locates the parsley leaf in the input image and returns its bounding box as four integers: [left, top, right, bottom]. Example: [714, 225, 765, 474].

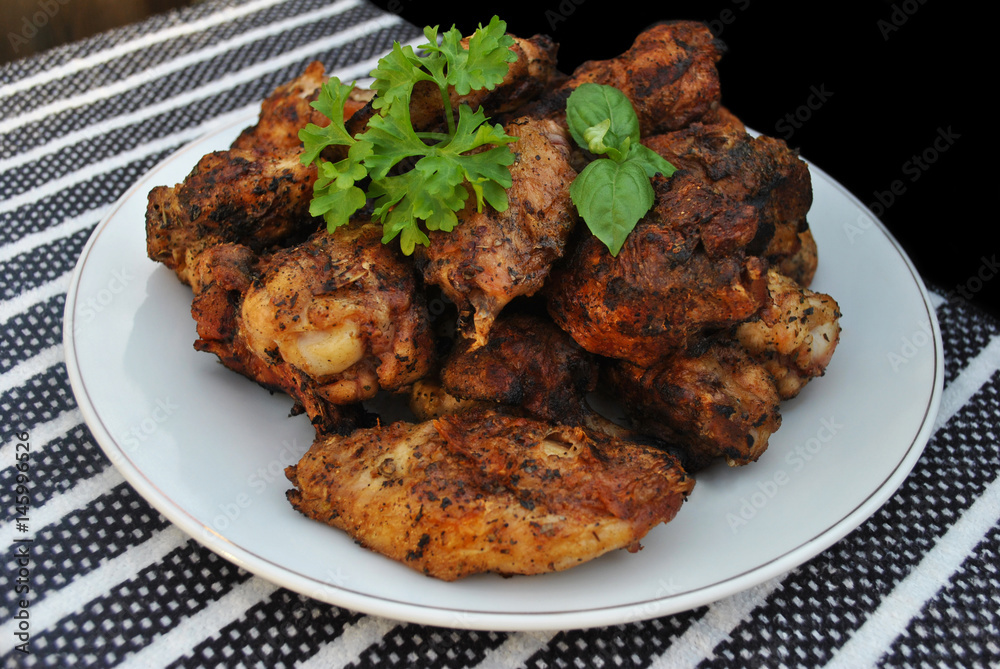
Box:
[299, 16, 519, 254]
[363, 104, 515, 254]
[565, 83, 676, 256]
[299, 78, 362, 164]
[424, 15, 517, 96]
[368, 42, 430, 112]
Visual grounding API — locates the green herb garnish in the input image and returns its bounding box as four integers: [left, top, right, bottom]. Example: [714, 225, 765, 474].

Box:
[565, 83, 676, 256]
[299, 16, 519, 255]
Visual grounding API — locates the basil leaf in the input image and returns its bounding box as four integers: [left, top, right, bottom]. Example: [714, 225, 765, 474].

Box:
[565, 83, 641, 156]
[627, 142, 678, 179]
[569, 159, 654, 256]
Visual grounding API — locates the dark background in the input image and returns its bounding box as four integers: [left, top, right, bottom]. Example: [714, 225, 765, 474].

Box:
[372, 1, 990, 317]
[4, 0, 987, 315]
[0, 0, 201, 64]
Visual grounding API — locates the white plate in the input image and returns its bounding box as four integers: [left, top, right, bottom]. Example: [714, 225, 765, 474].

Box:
[64, 114, 942, 631]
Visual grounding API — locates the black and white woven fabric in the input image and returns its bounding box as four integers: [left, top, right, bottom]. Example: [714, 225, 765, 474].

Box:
[1, 1, 998, 666]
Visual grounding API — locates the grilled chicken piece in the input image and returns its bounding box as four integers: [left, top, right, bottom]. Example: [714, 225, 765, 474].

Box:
[411, 312, 672, 452]
[189, 242, 362, 432]
[643, 122, 814, 284]
[190, 224, 434, 433]
[607, 340, 782, 471]
[737, 268, 841, 399]
[188, 242, 371, 432]
[285, 409, 694, 580]
[240, 224, 435, 407]
[418, 116, 578, 346]
[346, 33, 558, 137]
[232, 61, 373, 152]
[547, 169, 769, 366]
[145, 147, 318, 285]
[527, 21, 723, 136]
[699, 105, 747, 133]
[439, 312, 598, 425]
[771, 228, 818, 288]
[408, 377, 486, 421]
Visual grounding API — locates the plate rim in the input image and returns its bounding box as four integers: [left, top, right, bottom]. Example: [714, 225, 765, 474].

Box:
[62, 112, 944, 630]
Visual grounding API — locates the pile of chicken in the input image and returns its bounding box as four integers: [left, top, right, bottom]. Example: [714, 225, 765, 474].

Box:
[145, 21, 841, 581]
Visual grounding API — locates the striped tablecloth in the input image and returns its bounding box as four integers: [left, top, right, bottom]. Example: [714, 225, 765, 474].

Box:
[2, 1, 998, 666]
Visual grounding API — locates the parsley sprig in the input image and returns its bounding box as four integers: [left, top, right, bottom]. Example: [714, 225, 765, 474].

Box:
[299, 16, 519, 255]
[565, 83, 677, 256]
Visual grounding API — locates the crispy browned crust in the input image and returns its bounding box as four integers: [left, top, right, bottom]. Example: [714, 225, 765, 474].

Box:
[285, 410, 693, 580]
[231, 61, 374, 153]
[526, 21, 724, 135]
[145, 147, 318, 285]
[232, 60, 325, 151]
[607, 340, 782, 470]
[568, 21, 723, 133]
[644, 122, 813, 266]
[140, 21, 847, 582]
[418, 116, 579, 345]
[189, 225, 435, 434]
[546, 169, 770, 366]
[440, 312, 598, 424]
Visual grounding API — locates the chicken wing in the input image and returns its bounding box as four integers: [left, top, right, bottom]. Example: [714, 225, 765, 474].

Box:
[438, 312, 598, 425]
[145, 147, 318, 285]
[607, 340, 782, 471]
[191, 224, 434, 433]
[232, 60, 373, 152]
[643, 121, 813, 282]
[736, 268, 841, 399]
[526, 21, 724, 136]
[418, 116, 578, 346]
[411, 311, 678, 454]
[285, 409, 694, 580]
[546, 169, 769, 366]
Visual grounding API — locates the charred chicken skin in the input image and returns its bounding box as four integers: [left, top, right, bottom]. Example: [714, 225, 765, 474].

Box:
[439, 312, 598, 425]
[643, 121, 815, 285]
[411, 311, 672, 449]
[607, 340, 782, 471]
[232, 60, 373, 153]
[737, 268, 842, 399]
[191, 224, 435, 433]
[418, 116, 579, 346]
[145, 148, 318, 285]
[285, 409, 694, 580]
[527, 21, 724, 136]
[547, 169, 769, 366]
[141, 20, 847, 582]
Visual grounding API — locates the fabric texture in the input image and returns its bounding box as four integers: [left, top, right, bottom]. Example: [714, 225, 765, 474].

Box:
[1, 1, 998, 666]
